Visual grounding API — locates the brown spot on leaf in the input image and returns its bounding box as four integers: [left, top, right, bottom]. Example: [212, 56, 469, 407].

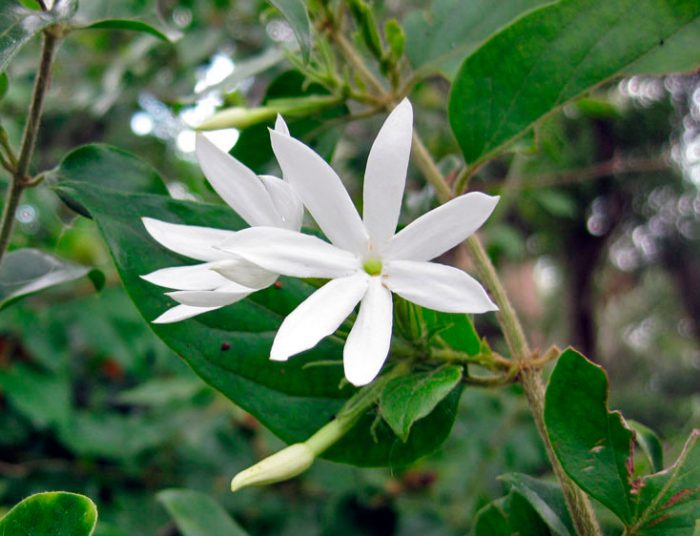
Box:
[220, 342, 231, 351]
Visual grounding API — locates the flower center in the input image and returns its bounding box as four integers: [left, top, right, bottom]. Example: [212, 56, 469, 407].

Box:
[362, 258, 383, 276]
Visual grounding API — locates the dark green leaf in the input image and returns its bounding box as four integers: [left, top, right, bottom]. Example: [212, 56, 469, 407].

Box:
[380, 365, 462, 442]
[0, 491, 97, 536]
[631, 430, 700, 535]
[0, 248, 96, 309]
[0, 0, 77, 73]
[449, 0, 700, 167]
[56, 176, 460, 467]
[403, 0, 550, 79]
[628, 420, 664, 474]
[158, 489, 248, 536]
[269, 0, 311, 61]
[79, 19, 170, 42]
[52, 144, 169, 217]
[424, 310, 481, 356]
[501, 473, 575, 536]
[472, 491, 551, 536]
[544, 348, 635, 523]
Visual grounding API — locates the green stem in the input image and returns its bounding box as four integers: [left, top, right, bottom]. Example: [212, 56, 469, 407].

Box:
[306, 363, 407, 456]
[0, 31, 58, 265]
[412, 135, 602, 536]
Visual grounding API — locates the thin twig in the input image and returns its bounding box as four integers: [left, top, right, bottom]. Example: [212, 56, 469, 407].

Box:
[0, 31, 58, 265]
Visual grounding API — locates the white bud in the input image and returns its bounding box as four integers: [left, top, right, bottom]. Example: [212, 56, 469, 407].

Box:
[230, 443, 315, 492]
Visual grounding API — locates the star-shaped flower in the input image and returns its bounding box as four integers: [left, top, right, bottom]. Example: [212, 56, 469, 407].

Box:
[141, 121, 303, 323]
[217, 99, 499, 385]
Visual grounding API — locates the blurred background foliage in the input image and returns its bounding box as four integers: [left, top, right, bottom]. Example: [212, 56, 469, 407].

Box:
[1, 0, 699, 534]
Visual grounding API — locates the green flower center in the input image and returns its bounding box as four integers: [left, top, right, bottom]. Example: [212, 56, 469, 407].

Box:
[362, 258, 383, 276]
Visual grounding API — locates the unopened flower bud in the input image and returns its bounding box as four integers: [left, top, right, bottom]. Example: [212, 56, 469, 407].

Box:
[230, 443, 315, 492]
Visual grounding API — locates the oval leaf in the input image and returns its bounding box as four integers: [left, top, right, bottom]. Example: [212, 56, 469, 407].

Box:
[380, 365, 462, 442]
[449, 0, 700, 167]
[268, 0, 311, 61]
[544, 348, 635, 523]
[0, 492, 97, 536]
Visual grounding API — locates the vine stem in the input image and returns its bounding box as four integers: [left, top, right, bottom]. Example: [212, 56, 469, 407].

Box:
[411, 125, 602, 536]
[0, 30, 58, 265]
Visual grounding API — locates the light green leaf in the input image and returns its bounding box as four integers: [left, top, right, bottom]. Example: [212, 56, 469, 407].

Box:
[631, 430, 700, 535]
[544, 348, 635, 523]
[0, 248, 98, 309]
[54, 146, 461, 467]
[158, 489, 248, 536]
[0, 492, 97, 536]
[380, 365, 462, 442]
[51, 143, 169, 217]
[269, 0, 311, 61]
[628, 419, 664, 474]
[501, 473, 575, 536]
[79, 19, 170, 42]
[0, 0, 77, 73]
[449, 0, 700, 167]
[403, 0, 550, 79]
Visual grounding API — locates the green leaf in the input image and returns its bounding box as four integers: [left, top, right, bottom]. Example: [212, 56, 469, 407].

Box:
[158, 489, 248, 536]
[116, 377, 205, 406]
[424, 309, 481, 356]
[472, 491, 551, 536]
[0, 492, 98, 536]
[269, 0, 311, 62]
[501, 473, 575, 536]
[79, 19, 170, 42]
[449, 0, 700, 167]
[628, 420, 664, 474]
[52, 143, 169, 217]
[55, 174, 460, 467]
[403, 0, 550, 79]
[631, 430, 700, 535]
[544, 348, 635, 523]
[380, 365, 462, 442]
[0, 0, 77, 73]
[0, 248, 97, 309]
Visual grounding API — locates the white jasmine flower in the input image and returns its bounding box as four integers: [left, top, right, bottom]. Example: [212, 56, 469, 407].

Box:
[142, 121, 303, 323]
[218, 99, 499, 386]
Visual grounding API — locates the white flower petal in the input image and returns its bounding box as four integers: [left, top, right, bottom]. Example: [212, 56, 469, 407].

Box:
[142, 217, 236, 261]
[387, 192, 499, 261]
[343, 276, 393, 386]
[269, 129, 368, 254]
[384, 259, 497, 313]
[270, 273, 368, 361]
[363, 98, 412, 251]
[167, 283, 252, 307]
[211, 257, 279, 289]
[152, 304, 221, 324]
[141, 263, 229, 290]
[195, 133, 282, 227]
[259, 175, 304, 231]
[274, 114, 290, 136]
[219, 227, 360, 279]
